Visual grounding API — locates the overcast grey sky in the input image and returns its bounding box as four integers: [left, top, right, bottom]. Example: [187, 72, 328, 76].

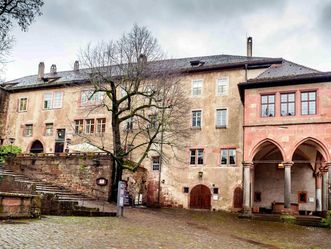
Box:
[4, 0, 331, 80]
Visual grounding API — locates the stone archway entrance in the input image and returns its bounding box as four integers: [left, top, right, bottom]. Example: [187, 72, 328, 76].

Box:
[30, 140, 44, 154]
[189, 184, 211, 209]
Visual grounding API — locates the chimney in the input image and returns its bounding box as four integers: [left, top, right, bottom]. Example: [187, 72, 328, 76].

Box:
[38, 62, 45, 79]
[50, 64, 57, 74]
[247, 37, 253, 57]
[74, 60, 79, 71]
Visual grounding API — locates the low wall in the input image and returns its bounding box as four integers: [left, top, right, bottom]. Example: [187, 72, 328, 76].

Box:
[0, 192, 41, 219]
[5, 153, 113, 201]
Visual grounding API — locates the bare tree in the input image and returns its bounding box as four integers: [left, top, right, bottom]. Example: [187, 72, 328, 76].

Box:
[0, 0, 44, 78]
[79, 24, 190, 201]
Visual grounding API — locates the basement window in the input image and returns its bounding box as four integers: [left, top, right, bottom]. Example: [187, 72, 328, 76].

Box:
[254, 192, 262, 202]
[298, 192, 307, 203]
[183, 187, 189, 193]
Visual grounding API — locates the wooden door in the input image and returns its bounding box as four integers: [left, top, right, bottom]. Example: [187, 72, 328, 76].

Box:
[190, 185, 211, 209]
[233, 187, 243, 208]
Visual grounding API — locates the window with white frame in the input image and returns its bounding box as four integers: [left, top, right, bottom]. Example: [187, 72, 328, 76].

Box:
[43, 92, 63, 109]
[220, 148, 236, 166]
[152, 156, 160, 170]
[216, 77, 229, 96]
[192, 80, 203, 96]
[96, 118, 106, 133]
[45, 123, 53, 136]
[18, 97, 28, 112]
[216, 109, 227, 127]
[24, 124, 33, 137]
[74, 120, 84, 134]
[81, 90, 104, 105]
[192, 110, 202, 128]
[190, 149, 204, 165]
[85, 119, 95, 134]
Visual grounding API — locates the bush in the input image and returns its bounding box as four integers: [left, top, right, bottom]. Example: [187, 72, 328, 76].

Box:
[280, 214, 296, 224]
[0, 145, 22, 163]
[321, 210, 331, 228]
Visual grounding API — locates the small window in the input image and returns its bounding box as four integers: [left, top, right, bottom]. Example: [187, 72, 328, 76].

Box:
[301, 91, 316, 115]
[85, 119, 95, 134]
[24, 124, 33, 137]
[216, 109, 227, 128]
[280, 93, 295, 116]
[254, 192, 262, 202]
[190, 149, 204, 165]
[125, 117, 133, 131]
[96, 118, 106, 133]
[74, 120, 84, 134]
[192, 110, 202, 128]
[183, 187, 189, 193]
[43, 93, 53, 109]
[18, 97, 28, 112]
[148, 114, 158, 129]
[261, 94, 275, 117]
[213, 188, 219, 195]
[192, 80, 203, 96]
[152, 156, 160, 171]
[216, 77, 229, 96]
[220, 149, 236, 166]
[45, 123, 53, 136]
[298, 191, 307, 203]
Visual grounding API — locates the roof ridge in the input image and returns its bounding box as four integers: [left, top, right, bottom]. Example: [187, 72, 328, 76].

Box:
[283, 59, 320, 72]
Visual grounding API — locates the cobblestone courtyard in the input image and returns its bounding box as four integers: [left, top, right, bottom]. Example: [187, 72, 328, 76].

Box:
[0, 208, 330, 249]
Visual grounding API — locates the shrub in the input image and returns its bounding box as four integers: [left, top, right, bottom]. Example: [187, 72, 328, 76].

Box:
[0, 145, 22, 163]
[321, 210, 331, 228]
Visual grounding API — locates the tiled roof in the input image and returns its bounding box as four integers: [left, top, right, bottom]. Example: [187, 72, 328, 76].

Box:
[2, 54, 280, 90]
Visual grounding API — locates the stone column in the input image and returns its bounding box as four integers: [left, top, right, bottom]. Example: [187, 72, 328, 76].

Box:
[315, 172, 322, 212]
[283, 162, 293, 209]
[328, 163, 331, 210]
[322, 168, 328, 212]
[243, 162, 253, 215]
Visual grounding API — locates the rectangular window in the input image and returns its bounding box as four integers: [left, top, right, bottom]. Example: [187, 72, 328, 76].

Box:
[19, 98, 28, 112]
[261, 94, 275, 117]
[190, 149, 204, 165]
[152, 156, 160, 171]
[81, 90, 104, 105]
[125, 117, 133, 131]
[43, 93, 53, 109]
[85, 119, 95, 134]
[53, 92, 63, 109]
[192, 80, 203, 96]
[301, 91, 316, 115]
[216, 109, 227, 127]
[24, 124, 33, 137]
[74, 120, 84, 134]
[96, 118, 106, 133]
[216, 77, 229, 96]
[45, 123, 53, 136]
[254, 192, 262, 202]
[220, 149, 236, 166]
[192, 110, 202, 128]
[298, 191, 307, 203]
[280, 93, 295, 116]
[148, 114, 157, 129]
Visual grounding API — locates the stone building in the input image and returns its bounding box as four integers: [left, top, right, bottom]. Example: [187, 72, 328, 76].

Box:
[0, 38, 330, 213]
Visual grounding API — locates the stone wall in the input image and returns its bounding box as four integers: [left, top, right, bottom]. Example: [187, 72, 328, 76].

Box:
[5, 154, 113, 200]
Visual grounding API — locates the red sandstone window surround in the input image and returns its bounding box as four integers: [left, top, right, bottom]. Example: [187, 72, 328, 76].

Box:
[301, 91, 316, 115]
[74, 119, 84, 134]
[85, 119, 95, 134]
[23, 124, 33, 137]
[298, 191, 307, 203]
[261, 94, 275, 117]
[280, 92, 295, 116]
[190, 149, 204, 165]
[96, 118, 106, 133]
[18, 97, 28, 112]
[220, 148, 236, 166]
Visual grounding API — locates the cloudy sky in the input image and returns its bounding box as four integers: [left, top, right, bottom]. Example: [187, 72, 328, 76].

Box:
[3, 0, 331, 80]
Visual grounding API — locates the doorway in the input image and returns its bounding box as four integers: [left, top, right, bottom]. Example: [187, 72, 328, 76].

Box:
[189, 184, 211, 209]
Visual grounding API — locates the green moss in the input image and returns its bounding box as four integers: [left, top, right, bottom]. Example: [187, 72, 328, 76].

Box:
[280, 214, 296, 224]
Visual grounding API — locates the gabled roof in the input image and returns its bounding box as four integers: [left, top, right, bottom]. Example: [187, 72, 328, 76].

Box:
[2, 54, 281, 91]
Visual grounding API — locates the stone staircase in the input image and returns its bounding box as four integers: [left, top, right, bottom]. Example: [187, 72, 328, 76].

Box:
[252, 213, 323, 227]
[0, 169, 116, 217]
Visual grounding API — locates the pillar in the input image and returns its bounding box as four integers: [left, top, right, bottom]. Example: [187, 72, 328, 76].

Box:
[322, 168, 328, 212]
[243, 162, 253, 214]
[329, 163, 331, 210]
[283, 162, 293, 209]
[315, 172, 322, 212]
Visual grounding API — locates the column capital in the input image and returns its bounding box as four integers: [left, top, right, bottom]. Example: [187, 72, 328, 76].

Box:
[242, 161, 253, 168]
[282, 161, 293, 167]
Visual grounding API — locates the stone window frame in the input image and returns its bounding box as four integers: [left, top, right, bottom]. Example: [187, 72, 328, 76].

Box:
[74, 119, 84, 134]
[23, 124, 33, 137]
[216, 76, 229, 96]
[220, 148, 237, 167]
[191, 79, 203, 97]
[215, 108, 228, 128]
[44, 123, 54, 136]
[260, 93, 276, 117]
[85, 119, 95, 134]
[300, 90, 317, 115]
[96, 118, 106, 134]
[18, 97, 28, 112]
[43, 91, 64, 110]
[280, 92, 296, 116]
[189, 148, 204, 166]
[298, 191, 308, 203]
[152, 156, 160, 171]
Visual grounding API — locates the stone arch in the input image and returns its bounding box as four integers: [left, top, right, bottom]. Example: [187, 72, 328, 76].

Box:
[189, 184, 211, 210]
[249, 138, 286, 162]
[29, 140, 44, 154]
[290, 137, 330, 162]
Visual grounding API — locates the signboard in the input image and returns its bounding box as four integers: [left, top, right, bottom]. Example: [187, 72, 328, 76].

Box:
[118, 181, 126, 207]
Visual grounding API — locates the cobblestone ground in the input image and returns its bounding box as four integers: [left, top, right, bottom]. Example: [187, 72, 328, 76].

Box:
[0, 208, 330, 249]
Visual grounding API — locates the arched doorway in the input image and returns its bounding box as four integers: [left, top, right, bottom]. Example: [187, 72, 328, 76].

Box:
[30, 140, 44, 154]
[189, 184, 211, 209]
[233, 187, 243, 208]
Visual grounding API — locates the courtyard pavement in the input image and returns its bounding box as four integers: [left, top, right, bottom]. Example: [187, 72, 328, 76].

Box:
[0, 207, 330, 249]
